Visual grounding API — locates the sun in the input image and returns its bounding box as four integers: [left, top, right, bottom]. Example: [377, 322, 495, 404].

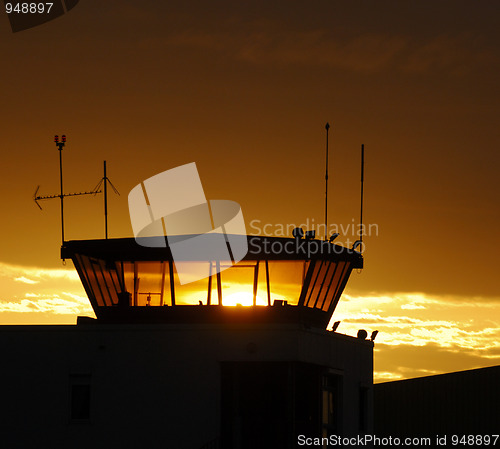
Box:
[223, 291, 267, 307]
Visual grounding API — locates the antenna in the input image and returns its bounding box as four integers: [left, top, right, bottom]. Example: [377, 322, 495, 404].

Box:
[92, 160, 120, 239]
[34, 135, 102, 245]
[57, 134, 65, 244]
[324, 122, 330, 241]
[359, 144, 365, 246]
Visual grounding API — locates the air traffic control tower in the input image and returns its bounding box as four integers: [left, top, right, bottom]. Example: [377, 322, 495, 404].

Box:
[1, 233, 373, 449]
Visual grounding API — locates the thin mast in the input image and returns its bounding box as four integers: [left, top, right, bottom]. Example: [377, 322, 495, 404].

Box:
[359, 144, 365, 244]
[99, 160, 119, 238]
[92, 160, 119, 238]
[104, 160, 108, 239]
[55, 135, 66, 245]
[324, 122, 330, 240]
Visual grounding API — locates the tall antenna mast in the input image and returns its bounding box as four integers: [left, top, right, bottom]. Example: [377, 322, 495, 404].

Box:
[56, 135, 66, 244]
[359, 144, 365, 245]
[93, 160, 120, 239]
[324, 122, 330, 240]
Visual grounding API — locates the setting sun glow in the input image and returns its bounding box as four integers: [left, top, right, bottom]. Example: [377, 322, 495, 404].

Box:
[223, 292, 267, 307]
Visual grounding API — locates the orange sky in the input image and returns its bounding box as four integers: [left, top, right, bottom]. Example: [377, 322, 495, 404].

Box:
[0, 0, 499, 381]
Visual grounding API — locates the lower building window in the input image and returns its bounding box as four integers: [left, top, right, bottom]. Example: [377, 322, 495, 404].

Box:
[322, 373, 343, 436]
[359, 386, 369, 432]
[70, 375, 91, 421]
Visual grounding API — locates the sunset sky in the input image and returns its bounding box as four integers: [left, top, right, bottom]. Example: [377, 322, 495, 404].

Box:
[1, 1, 499, 382]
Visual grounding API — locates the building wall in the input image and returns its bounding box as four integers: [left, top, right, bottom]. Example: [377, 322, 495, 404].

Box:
[0, 323, 373, 449]
[375, 365, 500, 438]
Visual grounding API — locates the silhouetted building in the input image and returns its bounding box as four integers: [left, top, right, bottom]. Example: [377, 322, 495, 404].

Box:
[375, 365, 500, 439]
[0, 235, 373, 449]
